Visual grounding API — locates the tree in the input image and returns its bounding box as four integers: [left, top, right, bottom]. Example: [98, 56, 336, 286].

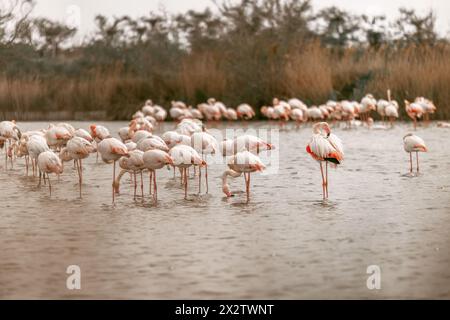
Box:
[394, 8, 437, 45]
[34, 18, 77, 57]
[0, 0, 34, 45]
[316, 6, 361, 48]
[361, 14, 387, 49]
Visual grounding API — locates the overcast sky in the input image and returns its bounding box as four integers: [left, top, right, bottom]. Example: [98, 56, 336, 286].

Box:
[32, 0, 450, 41]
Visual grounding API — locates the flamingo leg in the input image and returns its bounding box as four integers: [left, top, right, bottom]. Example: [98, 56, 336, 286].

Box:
[246, 173, 251, 203]
[133, 172, 137, 200]
[416, 151, 419, 173]
[409, 152, 413, 173]
[4, 139, 8, 170]
[112, 160, 116, 204]
[149, 171, 153, 196]
[184, 168, 188, 200]
[325, 161, 329, 198]
[198, 166, 202, 194]
[76, 159, 82, 198]
[25, 156, 29, 176]
[153, 170, 157, 203]
[47, 173, 52, 197]
[38, 170, 42, 187]
[319, 162, 326, 200]
[205, 165, 209, 194]
[140, 171, 144, 201]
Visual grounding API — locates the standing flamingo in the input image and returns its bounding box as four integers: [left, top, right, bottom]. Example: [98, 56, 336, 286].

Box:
[403, 134, 427, 174]
[90, 124, 111, 162]
[142, 149, 174, 203]
[97, 138, 129, 204]
[61, 137, 96, 197]
[222, 150, 266, 202]
[191, 131, 218, 194]
[169, 144, 206, 199]
[37, 151, 64, 196]
[404, 100, 424, 130]
[117, 149, 145, 201]
[0, 121, 22, 169]
[306, 122, 344, 200]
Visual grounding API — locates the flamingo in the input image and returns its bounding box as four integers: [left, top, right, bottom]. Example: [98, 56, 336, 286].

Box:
[74, 128, 93, 142]
[290, 108, 305, 127]
[360, 94, 377, 123]
[385, 101, 399, 127]
[97, 138, 129, 204]
[61, 137, 96, 197]
[169, 144, 206, 199]
[45, 124, 72, 151]
[37, 151, 63, 196]
[142, 149, 174, 203]
[222, 150, 266, 202]
[403, 134, 427, 174]
[306, 122, 344, 199]
[404, 100, 424, 130]
[26, 135, 50, 176]
[236, 104, 255, 120]
[224, 108, 238, 120]
[137, 135, 169, 152]
[153, 105, 168, 122]
[142, 100, 155, 116]
[437, 122, 450, 128]
[415, 97, 436, 125]
[232, 135, 274, 155]
[131, 130, 152, 144]
[288, 98, 308, 112]
[190, 131, 218, 194]
[305, 106, 324, 122]
[117, 150, 145, 201]
[0, 120, 22, 169]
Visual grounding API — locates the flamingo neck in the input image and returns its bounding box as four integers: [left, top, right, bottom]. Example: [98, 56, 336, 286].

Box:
[113, 169, 128, 193]
[222, 169, 242, 196]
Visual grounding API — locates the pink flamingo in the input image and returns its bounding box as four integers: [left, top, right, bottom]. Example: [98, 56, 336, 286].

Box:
[306, 122, 344, 199]
[61, 137, 96, 197]
[142, 149, 174, 203]
[169, 144, 206, 199]
[97, 138, 129, 204]
[222, 150, 266, 202]
[403, 134, 427, 174]
[37, 151, 64, 196]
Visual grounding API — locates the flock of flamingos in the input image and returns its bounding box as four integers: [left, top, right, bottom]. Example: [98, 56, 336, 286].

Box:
[0, 92, 448, 203]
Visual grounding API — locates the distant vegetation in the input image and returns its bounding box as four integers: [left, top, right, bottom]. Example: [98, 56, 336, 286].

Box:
[0, 0, 449, 120]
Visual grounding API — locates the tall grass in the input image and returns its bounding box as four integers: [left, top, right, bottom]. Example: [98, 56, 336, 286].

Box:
[0, 43, 449, 120]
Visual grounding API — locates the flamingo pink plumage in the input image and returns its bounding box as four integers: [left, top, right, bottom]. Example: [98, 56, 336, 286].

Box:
[306, 122, 344, 199]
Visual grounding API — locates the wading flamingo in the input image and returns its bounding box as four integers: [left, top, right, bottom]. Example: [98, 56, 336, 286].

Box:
[37, 151, 64, 196]
[191, 131, 218, 194]
[404, 100, 424, 130]
[117, 149, 145, 201]
[169, 144, 206, 199]
[306, 122, 344, 200]
[97, 138, 129, 204]
[403, 134, 427, 174]
[222, 150, 265, 202]
[142, 149, 174, 203]
[0, 121, 22, 169]
[61, 137, 96, 197]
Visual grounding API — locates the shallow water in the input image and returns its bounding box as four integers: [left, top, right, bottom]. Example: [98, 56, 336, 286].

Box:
[0, 121, 449, 299]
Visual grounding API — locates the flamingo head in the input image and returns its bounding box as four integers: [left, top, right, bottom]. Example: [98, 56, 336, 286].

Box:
[222, 183, 232, 197]
[165, 155, 174, 165]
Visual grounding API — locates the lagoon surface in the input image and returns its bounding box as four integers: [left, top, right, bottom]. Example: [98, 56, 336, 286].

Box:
[0, 121, 449, 299]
